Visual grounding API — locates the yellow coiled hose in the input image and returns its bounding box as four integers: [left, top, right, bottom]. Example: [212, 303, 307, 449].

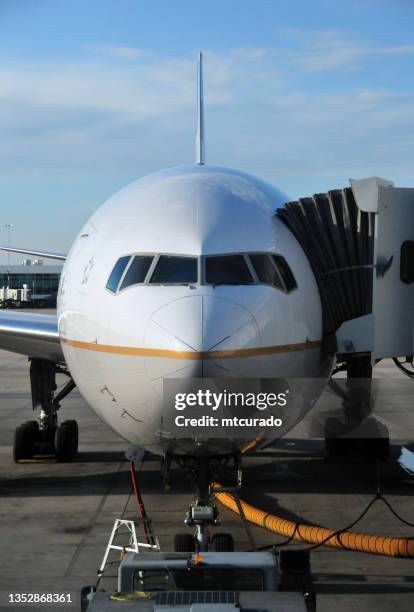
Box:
[213, 483, 414, 558]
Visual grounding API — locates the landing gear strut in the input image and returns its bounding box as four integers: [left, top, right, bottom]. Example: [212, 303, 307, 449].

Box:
[13, 359, 78, 463]
[171, 454, 244, 553]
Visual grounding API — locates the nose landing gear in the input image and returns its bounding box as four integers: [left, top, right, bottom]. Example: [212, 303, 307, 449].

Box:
[13, 359, 78, 463]
[184, 498, 221, 552]
[172, 453, 251, 553]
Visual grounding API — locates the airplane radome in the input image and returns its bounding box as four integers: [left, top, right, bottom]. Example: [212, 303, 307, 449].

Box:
[0, 54, 334, 463]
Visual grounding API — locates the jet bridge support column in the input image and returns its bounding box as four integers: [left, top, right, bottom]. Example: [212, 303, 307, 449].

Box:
[343, 356, 372, 426]
[326, 355, 389, 460]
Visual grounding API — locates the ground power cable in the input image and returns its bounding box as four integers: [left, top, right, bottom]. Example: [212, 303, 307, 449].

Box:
[297, 458, 414, 555]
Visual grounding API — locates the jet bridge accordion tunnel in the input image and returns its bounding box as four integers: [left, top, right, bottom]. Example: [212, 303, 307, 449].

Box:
[277, 188, 374, 338]
[277, 177, 414, 364]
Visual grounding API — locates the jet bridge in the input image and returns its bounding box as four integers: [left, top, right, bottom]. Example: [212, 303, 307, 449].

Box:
[277, 177, 414, 365]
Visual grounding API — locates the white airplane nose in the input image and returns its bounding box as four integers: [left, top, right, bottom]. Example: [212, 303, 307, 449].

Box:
[144, 295, 260, 381]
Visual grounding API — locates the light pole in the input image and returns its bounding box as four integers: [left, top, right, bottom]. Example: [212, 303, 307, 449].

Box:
[4, 224, 14, 297]
[4, 224, 14, 269]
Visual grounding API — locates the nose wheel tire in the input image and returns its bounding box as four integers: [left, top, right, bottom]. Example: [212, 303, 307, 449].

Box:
[211, 533, 234, 552]
[174, 533, 195, 552]
[54, 420, 79, 462]
[13, 420, 39, 463]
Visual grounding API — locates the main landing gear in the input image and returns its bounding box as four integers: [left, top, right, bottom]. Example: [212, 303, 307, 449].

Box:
[13, 358, 78, 463]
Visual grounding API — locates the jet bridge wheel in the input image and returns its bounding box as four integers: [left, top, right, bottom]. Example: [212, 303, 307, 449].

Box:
[13, 420, 39, 463]
[211, 533, 234, 552]
[54, 420, 78, 462]
[174, 533, 195, 552]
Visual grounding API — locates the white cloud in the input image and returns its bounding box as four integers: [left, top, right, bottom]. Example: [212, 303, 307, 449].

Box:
[2, 35, 414, 258]
[0, 48, 281, 122]
[0, 39, 413, 193]
[277, 29, 414, 72]
[84, 44, 148, 60]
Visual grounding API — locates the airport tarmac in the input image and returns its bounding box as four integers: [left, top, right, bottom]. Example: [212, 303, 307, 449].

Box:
[0, 347, 414, 611]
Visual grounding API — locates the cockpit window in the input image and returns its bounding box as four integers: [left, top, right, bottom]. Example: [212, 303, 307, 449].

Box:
[149, 255, 198, 284]
[249, 254, 284, 290]
[120, 255, 153, 290]
[106, 256, 130, 293]
[205, 255, 254, 285]
[107, 252, 297, 292]
[272, 255, 297, 292]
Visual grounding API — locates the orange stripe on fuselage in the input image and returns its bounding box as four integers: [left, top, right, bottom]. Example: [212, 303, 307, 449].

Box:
[60, 337, 322, 359]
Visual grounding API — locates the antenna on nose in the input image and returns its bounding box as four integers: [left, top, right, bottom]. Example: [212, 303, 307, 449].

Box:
[195, 51, 205, 165]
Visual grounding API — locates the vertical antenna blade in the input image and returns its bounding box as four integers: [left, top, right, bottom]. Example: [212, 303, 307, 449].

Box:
[195, 51, 205, 165]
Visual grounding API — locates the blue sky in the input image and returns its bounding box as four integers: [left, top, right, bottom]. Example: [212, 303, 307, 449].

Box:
[1, 0, 414, 260]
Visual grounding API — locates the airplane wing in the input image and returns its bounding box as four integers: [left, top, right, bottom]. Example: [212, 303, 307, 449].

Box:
[0, 246, 66, 261]
[0, 310, 64, 362]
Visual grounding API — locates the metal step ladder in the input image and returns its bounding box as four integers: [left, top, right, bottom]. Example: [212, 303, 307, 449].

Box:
[98, 453, 160, 578]
[98, 518, 160, 577]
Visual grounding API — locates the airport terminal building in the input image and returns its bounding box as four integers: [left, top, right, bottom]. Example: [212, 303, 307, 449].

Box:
[0, 263, 63, 306]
